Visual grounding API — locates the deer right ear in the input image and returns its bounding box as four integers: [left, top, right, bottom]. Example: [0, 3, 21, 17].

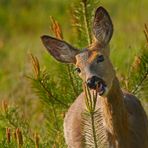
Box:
[41, 35, 79, 63]
[93, 7, 113, 47]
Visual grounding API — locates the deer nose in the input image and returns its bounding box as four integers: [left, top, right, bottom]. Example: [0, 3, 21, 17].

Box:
[87, 76, 98, 89]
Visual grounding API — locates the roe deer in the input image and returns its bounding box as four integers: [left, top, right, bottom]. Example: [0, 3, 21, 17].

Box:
[41, 6, 148, 148]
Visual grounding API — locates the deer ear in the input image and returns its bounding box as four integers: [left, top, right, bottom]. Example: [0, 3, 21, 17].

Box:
[41, 35, 79, 63]
[93, 7, 113, 47]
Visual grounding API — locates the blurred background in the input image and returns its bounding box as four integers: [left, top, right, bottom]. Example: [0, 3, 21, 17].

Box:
[0, 0, 148, 146]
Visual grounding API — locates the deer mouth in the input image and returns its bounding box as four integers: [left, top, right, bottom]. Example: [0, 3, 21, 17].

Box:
[96, 82, 106, 95]
[87, 77, 106, 95]
[95, 81, 106, 96]
[90, 80, 106, 95]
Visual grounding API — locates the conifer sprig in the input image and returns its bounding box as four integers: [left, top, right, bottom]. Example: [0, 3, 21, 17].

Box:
[83, 83, 98, 147]
[72, 0, 100, 47]
[127, 25, 148, 100]
[50, 16, 82, 98]
[82, 83, 107, 147]
[28, 54, 69, 108]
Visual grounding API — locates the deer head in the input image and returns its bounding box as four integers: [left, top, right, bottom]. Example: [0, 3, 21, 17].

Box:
[41, 7, 115, 96]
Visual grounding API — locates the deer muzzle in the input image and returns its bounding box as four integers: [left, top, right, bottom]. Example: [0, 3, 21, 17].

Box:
[86, 76, 106, 95]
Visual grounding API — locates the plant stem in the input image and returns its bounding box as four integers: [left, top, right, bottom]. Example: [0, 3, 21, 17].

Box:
[51, 104, 59, 131]
[38, 79, 69, 108]
[82, 1, 92, 45]
[132, 71, 148, 94]
[67, 65, 79, 98]
[90, 112, 98, 148]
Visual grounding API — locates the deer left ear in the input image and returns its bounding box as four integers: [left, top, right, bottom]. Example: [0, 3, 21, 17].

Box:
[93, 6, 113, 47]
[41, 35, 79, 63]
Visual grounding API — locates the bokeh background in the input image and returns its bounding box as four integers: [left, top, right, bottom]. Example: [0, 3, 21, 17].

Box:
[0, 0, 148, 146]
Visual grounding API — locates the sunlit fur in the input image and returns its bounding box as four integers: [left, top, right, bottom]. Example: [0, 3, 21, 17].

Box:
[75, 44, 115, 96]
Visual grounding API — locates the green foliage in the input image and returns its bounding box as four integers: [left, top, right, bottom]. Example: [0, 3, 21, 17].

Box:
[82, 111, 107, 148]
[0, 0, 148, 147]
[27, 55, 66, 147]
[0, 101, 34, 147]
[26, 54, 82, 147]
[128, 48, 148, 101]
[119, 25, 148, 102]
[82, 84, 104, 147]
[72, 0, 100, 47]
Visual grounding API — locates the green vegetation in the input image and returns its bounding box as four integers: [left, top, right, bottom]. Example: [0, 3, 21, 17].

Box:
[0, 0, 147, 147]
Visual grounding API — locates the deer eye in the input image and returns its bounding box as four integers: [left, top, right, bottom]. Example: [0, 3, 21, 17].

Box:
[75, 67, 81, 73]
[97, 55, 104, 63]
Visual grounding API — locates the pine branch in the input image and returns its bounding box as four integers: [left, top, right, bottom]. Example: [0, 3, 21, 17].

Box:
[38, 78, 68, 107]
[132, 69, 148, 94]
[81, 0, 92, 44]
[82, 83, 107, 147]
[66, 65, 79, 98]
[50, 16, 63, 40]
[51, 104, 59, 131]
[128, 50, 148, 97]
[127, 25, 148, 100]
[90, 112, 98, 148]
[72, 0, 100, 47]
[28, 54, 69, 108]
[83, 83, 98, 147]
[0, 100, 34, 144]
[50, 17, 81, 99]
[28, 54, 67, 146]
[144, 24, 148, 45]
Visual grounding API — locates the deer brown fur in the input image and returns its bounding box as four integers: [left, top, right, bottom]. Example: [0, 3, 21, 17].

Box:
[41, 6, 148, 148]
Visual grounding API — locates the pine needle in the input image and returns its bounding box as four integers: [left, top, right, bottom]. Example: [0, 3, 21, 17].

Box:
[82, 83, 107, 147]
[127, 25, 148, 101]
[72, 0, 100, 47]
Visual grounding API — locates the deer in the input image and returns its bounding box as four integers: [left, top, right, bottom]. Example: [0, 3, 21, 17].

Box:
[41, 6, 148, 148]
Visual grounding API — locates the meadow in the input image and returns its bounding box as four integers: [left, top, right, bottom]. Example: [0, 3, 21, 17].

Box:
[0, 0, 148, 147]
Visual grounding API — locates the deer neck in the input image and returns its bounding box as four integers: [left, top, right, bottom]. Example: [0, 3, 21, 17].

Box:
[100, 77, 129, 145]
